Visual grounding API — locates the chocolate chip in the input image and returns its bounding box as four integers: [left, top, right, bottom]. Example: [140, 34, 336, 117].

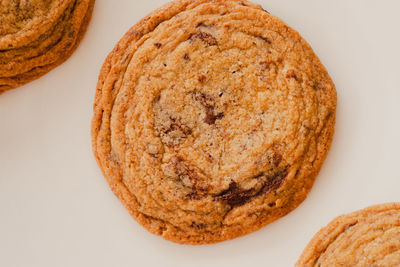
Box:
[154, 42, 162, 48]
[260, 61, 270, 71]
[272, 153, 282, 167]
[172, 158, 197, 186]
[153, 94, 161, 103]
[192, 91, 215, 108]
[214, 170, 288, 208]
[215, 168, 288, 207]
[187, 191, 203, 200]
[191, 222, 207, 230]
[286, 69, 299, 81]
[155, 115, 192, 147]
[268, 202, 276, 207]
[259, 167, 288, 195]
[183, 53, 190, 60]
[167, 158, 213, 194]
[198, 75, 206, 83]
[64, 41, 72, 48]
[326, 110, 333, 121]
[204, 111, 224, 125]
[127, 29, 143, 38]
[259, 36, 271, 44]
[206, 153, 214, 163]
[191, 91, 224, 125]
[213, 182, 254, 207]
[189, 31, 218, 46]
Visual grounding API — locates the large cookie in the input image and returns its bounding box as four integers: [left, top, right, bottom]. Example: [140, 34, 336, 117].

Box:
[92, 0, 337, 244]
[297, 203, 400, 266]
[0, 0, 95, 93]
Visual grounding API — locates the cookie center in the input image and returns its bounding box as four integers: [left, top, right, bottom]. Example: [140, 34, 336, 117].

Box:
[149, 27, 292, 195]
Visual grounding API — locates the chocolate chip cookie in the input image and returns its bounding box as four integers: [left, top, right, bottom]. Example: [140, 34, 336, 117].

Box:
[297, 203, 400, 266]
[92, 0, 337, 244]
[0, 0, 95, 93]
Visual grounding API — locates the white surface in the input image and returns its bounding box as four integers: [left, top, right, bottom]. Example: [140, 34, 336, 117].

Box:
[1, 0, 400, 266]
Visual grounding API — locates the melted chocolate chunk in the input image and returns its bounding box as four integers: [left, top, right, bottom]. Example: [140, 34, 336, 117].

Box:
[190, 31, 218, 46]
[192, 91, 215, 108]
[214, 182, 255, 207]
[204, 110, 224, 125]
[183, 53, 190, 60]
[259, 167, 288, 195]
[191, 91, 224, 125]
[155, 115, 192, 147]
[154, 42, 162, 48]
[172, 157, 198, 187]
[163, 117, 192, 135]
[214, 167, 289, 207]
[168, 158, 210, 193]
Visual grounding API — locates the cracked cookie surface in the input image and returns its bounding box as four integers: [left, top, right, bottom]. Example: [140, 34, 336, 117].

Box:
[296, 203, 400, 266]
[92, 0, 337, 244]
[0, 0, 95, 93]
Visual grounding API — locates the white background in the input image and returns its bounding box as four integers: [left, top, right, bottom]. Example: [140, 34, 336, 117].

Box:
[1, 0, 400, 266]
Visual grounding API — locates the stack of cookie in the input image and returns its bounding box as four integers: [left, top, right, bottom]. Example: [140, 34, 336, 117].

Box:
[0, 0, 95, 93]
[91, 0, 337, 244]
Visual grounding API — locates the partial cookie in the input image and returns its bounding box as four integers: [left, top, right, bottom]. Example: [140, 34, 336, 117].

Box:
[92, 0, 337, 244]
[297, 203, 400, 266]
[0, 0, 95, 93]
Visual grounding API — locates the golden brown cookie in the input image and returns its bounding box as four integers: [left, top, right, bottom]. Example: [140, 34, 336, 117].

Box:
[297, 203, 400, 266]
[0, 0, 95, 93]
[92, 0, 337, 244]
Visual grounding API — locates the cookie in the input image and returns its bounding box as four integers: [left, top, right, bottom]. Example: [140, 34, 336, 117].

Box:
[296, 203, 400, 266]
[92, 0, 337, 244]
[0, 0, 95, 93]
